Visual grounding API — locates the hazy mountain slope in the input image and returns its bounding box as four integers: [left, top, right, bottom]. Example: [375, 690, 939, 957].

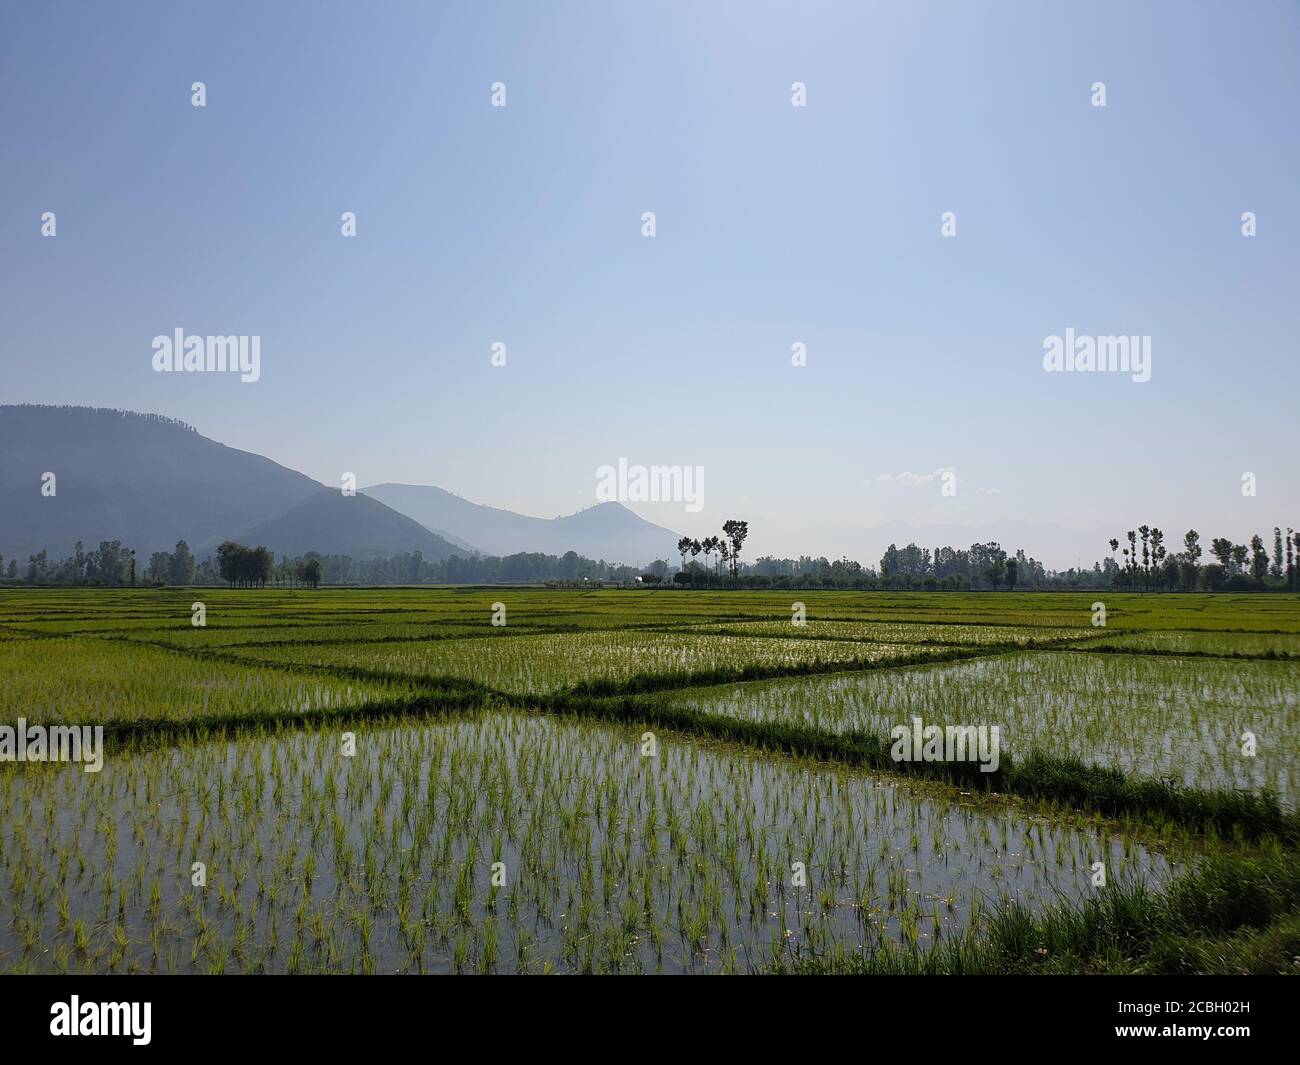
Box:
[0, 405, 324, 559]
[365, 483, 683, 565]
[223, 490, 468, 561]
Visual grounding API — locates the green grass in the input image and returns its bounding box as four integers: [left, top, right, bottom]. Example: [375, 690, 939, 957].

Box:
[772, 850, 1300, 974]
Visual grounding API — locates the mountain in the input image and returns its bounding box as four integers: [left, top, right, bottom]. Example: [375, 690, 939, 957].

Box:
[225, 490, 467, 561]
[365, 483, 684, 566]
[0, 405, 465, 562]
[0, 405, 323, 560]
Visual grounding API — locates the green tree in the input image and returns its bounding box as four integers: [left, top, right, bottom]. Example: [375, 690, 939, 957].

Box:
[147, 551, 172, 582]
[216, 541, 245, 587]
[1250, 534, 1268, 582]
[301, 558, 323, 589]
[721, 520, 749, 581]
[701, 536, 719, 580]
[1149, 528, 1166, 583]
[1231, 543, 1248, 576]
[1210, 537, 1234, 572]
[170, 540, 195, 584]
[93, 541, 128, 584]
[1182, 530, 1201, 590]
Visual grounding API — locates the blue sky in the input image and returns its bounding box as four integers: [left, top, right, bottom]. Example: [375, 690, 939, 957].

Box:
[2, 0, 1297, 568]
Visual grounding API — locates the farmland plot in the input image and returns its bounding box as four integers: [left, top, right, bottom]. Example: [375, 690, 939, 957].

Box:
[0, 713, 1172, 974]
[663, 652, 1300, 804]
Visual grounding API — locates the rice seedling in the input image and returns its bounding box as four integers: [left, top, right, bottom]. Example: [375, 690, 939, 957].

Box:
[1, 585, 1295, 975]
[223, 630, 956, 695]
[660, 651, 1300, 805]
[0, 712, 1175, 974]
[0, 638, 425, 728]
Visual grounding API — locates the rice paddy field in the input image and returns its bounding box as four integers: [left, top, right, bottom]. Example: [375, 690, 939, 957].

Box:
[1, 588, 1298, 975]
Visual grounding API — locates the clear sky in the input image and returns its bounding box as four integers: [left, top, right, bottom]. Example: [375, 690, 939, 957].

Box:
[2, 0, 1297, 569]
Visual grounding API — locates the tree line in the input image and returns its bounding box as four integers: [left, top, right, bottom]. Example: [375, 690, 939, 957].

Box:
[666, 534, 1071, 591]
[670, 520, 750, 586]
[212, 542, 321, 588]
[0, 539, 643, 587]
[6, 519, 1298, 591]
[1107, 526, 1300, 591]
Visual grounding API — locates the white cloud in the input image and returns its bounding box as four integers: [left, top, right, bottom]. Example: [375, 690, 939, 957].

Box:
[892, 466, 955, 487]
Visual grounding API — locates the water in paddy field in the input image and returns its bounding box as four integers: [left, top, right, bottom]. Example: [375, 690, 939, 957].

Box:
[665, 653, 1300, 807]
[0, 713, 1174, 974]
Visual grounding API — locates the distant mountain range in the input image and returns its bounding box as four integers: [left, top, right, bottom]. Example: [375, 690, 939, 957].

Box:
[364, 483, 684, 564]
[0, 405, 682, 566]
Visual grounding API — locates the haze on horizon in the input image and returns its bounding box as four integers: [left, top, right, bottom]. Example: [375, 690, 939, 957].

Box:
[2, 1, 1296, 571]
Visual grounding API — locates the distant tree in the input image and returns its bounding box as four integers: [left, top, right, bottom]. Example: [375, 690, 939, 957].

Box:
[1162, 554, 1180, 590]
[1271, 528, 1284, 580]
[1289, 528, 1297, 589]
[217, 542, 238, 586]
[702, 536, 720, 579]
[301, 558, 323, 589]
[1150, 528, 1166, 584]
[880, 543, 901, 579]
[1231, 543, 1248, 577]
[1005, 558, 1018, 591]
[170, 540, 195, 585]
[1210, 537, 1234, 572]
[250, 546, 274, 588]
[146, 551, 171, 583]
[26, 550, 49, 583]
[676, 536, 692, 575]
[721, 520, 749, 582]
[1182, 530, 1201, 590]
[92, 541, 128, 584]
[1250, 535, 1269, 582]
